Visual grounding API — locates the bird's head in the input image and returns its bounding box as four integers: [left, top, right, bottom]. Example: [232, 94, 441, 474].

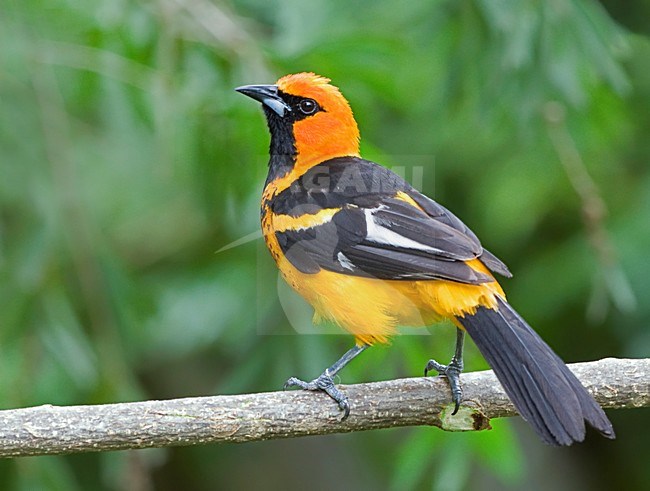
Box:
[236, 73, 360, 171]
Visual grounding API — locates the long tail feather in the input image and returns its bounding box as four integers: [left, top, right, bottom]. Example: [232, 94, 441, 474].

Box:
[458, 297, 615, 446]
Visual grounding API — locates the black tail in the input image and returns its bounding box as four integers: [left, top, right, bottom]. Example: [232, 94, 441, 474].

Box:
[458, 297, 615, 446]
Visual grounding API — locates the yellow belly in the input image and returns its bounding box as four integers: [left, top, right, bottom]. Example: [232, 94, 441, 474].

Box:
[276, 252, 505, 345]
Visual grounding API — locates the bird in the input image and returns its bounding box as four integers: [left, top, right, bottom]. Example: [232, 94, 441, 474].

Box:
[235, 72, 615, 445]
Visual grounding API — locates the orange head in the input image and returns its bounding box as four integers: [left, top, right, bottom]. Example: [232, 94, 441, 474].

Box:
[236, 73, 360, 178]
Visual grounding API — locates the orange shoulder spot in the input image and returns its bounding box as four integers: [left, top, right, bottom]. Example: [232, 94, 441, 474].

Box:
[262, 165, 312, 201]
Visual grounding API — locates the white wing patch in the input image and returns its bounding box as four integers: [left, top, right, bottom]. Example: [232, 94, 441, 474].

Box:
[364, 208, 444, 253]
[336, 252, 355, 271]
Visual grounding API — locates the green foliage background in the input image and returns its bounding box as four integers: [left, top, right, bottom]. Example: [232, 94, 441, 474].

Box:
[1, 0, 649, 489]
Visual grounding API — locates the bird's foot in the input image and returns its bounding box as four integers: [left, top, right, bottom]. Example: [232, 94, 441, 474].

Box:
[424, 357, 464, 415]
[284, 371, 350, 420]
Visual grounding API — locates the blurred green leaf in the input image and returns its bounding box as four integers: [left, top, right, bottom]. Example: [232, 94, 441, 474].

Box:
[390, 429, 438, 491]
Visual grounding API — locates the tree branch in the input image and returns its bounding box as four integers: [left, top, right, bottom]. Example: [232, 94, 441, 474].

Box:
[0, 358, 647, 458]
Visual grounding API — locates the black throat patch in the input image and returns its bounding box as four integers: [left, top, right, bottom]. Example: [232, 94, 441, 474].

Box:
[262, 91, 323, 187]
[263, 105, 297, 187]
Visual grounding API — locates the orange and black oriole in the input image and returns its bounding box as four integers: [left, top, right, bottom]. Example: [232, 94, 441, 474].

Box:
[236, 73, 614, 445]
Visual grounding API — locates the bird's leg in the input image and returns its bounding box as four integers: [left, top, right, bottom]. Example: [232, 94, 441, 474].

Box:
[424, 328, 465, 415]
[284, 343, 368, 420]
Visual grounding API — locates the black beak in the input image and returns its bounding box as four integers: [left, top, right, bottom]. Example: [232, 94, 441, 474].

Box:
[235, 84, 292, 117]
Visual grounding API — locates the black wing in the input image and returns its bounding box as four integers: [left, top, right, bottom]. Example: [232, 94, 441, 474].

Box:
[271, 156, 511, 283]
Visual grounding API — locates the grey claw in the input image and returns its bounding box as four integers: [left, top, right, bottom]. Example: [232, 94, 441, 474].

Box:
[339, 399, 350, 421]
[424, 358, 464, 414]
[283, 377, 304, 390]
[283, 373, 350, 419]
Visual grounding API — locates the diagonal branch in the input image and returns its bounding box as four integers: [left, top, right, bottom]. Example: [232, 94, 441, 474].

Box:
[0, 358, 647, 458]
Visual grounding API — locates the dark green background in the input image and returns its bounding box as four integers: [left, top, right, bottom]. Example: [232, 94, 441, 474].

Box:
[1, 0, 648, 489]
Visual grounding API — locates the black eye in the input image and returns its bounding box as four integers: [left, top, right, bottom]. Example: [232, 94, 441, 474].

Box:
[298, 99, 318, 115]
